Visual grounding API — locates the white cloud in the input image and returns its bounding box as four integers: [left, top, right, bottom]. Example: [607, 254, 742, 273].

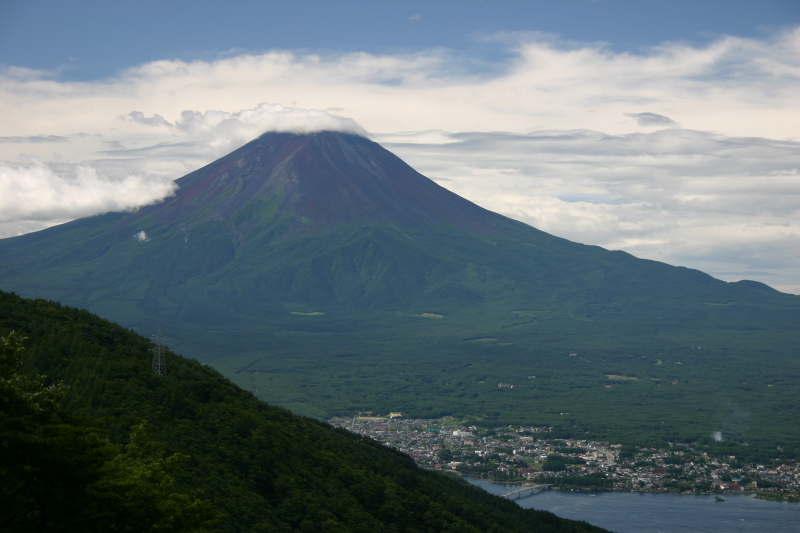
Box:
[101, 103, 370, 178]
[0, 28, 797, 292]
[0, 158, 177, 228]
[2, 29, 797, 142]
[170, 103, 367, 150]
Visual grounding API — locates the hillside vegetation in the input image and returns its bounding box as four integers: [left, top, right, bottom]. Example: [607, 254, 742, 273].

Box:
[0, 290, 608, 533]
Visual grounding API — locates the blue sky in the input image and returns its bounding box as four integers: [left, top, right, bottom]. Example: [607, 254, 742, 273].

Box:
[0, 1, 798, 293]
[2, 0, 797, 80]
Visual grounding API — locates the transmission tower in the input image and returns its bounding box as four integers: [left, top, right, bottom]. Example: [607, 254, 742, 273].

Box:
[151, 326, 166, 376]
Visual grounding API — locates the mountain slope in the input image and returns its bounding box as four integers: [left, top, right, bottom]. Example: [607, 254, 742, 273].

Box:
[0, 290, 609, 533]
[0, 131, 797, 450]
[2, 131, 793, 317]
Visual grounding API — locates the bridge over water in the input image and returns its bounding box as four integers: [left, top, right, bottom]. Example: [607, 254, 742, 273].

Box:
[501, 484, 553, 500]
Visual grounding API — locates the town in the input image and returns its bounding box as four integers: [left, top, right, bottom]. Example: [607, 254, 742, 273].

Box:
[329, 415, 799, 501]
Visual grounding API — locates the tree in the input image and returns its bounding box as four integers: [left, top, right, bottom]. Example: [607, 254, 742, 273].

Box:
[0, 332, 222, 532]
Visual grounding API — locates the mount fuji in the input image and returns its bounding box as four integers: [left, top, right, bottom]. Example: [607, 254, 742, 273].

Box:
[1, 130, 796, 448]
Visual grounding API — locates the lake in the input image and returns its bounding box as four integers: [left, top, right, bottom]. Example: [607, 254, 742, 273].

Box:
[466, 478, 800, 532]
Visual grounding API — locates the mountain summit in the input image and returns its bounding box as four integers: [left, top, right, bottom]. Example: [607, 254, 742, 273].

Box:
[0, 130, 797, 448]
[124, 131, 498, 239]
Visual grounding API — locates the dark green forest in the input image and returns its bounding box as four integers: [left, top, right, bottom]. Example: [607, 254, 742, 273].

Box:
[0, 290, 608, 532]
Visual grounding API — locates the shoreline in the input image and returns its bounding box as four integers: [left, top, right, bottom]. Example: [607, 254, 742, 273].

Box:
[469, 477, 798, 501]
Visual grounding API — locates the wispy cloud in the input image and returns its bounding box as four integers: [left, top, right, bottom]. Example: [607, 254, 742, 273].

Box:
[0, 135, 70, 143]
[122, 111, 173, 128]
[625, 112, 678, 127]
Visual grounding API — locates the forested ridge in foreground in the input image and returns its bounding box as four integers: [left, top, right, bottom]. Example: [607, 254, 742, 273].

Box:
[0, 290, 608, 532]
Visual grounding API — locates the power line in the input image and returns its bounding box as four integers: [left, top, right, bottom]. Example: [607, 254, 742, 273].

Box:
[151, 326, 166, 376]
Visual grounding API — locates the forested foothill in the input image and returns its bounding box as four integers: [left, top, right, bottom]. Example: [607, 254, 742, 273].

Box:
[0, 290, 609, 532]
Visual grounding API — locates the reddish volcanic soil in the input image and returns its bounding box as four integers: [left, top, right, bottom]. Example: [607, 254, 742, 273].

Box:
[132, 131, 501, 236]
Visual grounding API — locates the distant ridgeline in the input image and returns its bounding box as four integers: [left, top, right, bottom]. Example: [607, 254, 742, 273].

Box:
[0, 291, 608, 532]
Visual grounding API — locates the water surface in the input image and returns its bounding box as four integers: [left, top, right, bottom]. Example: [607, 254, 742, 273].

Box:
[466, 478, 799, 532]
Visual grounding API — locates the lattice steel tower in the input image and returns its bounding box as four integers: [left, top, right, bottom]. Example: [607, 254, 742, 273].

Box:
[151, 326, 166, 376]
